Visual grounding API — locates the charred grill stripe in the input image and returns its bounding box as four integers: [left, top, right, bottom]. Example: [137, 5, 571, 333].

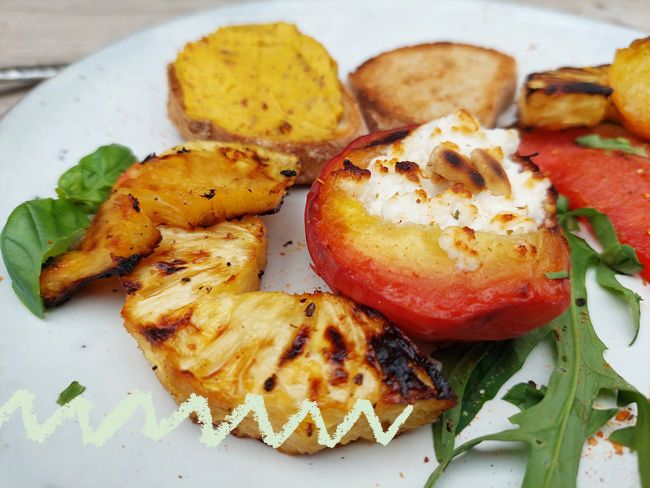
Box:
[263, 374, 277, 392]
[128, 194, 141, 213]
[369, 324, 453, 402]
[325, 326, 347, 363]
[279, 326, 311, 364]
[141, 310, 193, 344]
[325, 326, 349, 385]
[154, 259, 187, 275]
[365, 129, 411, 148]
[322, 326, 349, 385]
[543, 81, 612, 96]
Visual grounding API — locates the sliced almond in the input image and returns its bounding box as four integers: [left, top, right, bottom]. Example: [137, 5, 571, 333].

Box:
[427, 142, 485, 193]
[470, 148, 512, 197]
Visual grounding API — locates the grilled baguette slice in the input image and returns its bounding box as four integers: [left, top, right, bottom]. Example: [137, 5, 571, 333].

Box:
[40, 142, 298, 306]
[518, 65, 620, 129]
[349, 43, 516, 131]
[122, 220, 454, 454]
[167, 23, 366, 185]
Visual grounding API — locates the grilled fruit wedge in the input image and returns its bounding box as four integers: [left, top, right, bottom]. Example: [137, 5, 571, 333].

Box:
[609, 37, 650, 139]
[40, 191, 161, 307]
[118, 141, 300, 228]
[122, 219, 454, 454]
[517, 65, 619, 129]
[306, 113, 570, 341]
[40, 142, 298, 306]
[121, 217, 268, 319]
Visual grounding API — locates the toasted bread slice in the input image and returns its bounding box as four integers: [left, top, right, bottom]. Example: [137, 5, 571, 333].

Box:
[349, 43, 517, 130]
[167, 23, 366, 184]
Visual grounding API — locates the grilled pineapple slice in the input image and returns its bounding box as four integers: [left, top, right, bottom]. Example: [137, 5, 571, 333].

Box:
[40, 142, 298, 306]
[40, 191, 161, 307]
[122, 220, 454, 455]
[518, 65, 619, 129]
[121, 216, 267, 324]
[610, 37, 650, 139]
[117, 141, 299, 228]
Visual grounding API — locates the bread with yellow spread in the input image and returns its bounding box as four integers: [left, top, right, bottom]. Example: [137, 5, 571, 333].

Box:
[168, 23, 366, 184]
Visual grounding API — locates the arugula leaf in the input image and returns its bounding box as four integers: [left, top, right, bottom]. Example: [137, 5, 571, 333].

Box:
[426, 227, 650, 488]
[609, 390, 650, 458]
[546, 271, 569, 279]
[560, 207, 643, 275]
[432, 327, 550, 464]
[56, 144, 136, 213]
[0, 199, 90, 317]
[56, 381, 86, 405]
[502, 382, 547, 410]
[559, 206, 643, 344]
[595, 264, 641, 345]
[575, 134, 648, 157]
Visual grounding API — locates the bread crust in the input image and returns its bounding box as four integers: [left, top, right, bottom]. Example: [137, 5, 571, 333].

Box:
[349, 42, 517, 131]
[168, 65, 367, 184]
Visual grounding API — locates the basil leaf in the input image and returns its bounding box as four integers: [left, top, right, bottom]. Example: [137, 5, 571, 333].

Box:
[56, 381, 86, 405]
[575, 134, 648, 157]
[56, 144, 136, 213]
[1, 199, 90, 317]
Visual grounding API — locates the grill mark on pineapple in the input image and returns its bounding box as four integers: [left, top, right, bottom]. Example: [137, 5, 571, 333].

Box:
[154, 259, 187, 275]
[263, 374, 277, 392]
[43, 248, 158, 308]
[141, 310, 193, 344]
[324, 326, 348, 385]
[369, 324, 453, 402]
[279, 326, 311, 365]
[122, 278, 142, 294]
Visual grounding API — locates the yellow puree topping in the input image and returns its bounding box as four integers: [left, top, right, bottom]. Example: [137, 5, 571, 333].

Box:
[174, 23, 344, 142]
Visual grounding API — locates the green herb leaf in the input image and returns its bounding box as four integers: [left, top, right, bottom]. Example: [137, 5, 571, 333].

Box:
[427, 217, 649, 488]
[502, 382, 547, 410]
[56, 381, 86, 405]
[595, 263, 641, 345]
[575, 134, 648, 157]
[432, 327, 549, 464]
[560, 207, 643, 275]
[545, 271, 569, 279]
[0, 199, 90, 317]
[56, 144, 136, 213]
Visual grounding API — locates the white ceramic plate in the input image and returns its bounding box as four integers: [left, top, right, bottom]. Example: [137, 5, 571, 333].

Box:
[0, 1, 648, 486]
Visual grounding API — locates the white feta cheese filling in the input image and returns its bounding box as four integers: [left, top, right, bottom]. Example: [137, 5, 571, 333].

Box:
[343, 111, 552, 270]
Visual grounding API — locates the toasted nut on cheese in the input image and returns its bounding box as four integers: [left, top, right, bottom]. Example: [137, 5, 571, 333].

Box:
[470, 148, 512, 197]
[427, 143, 486, 193]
